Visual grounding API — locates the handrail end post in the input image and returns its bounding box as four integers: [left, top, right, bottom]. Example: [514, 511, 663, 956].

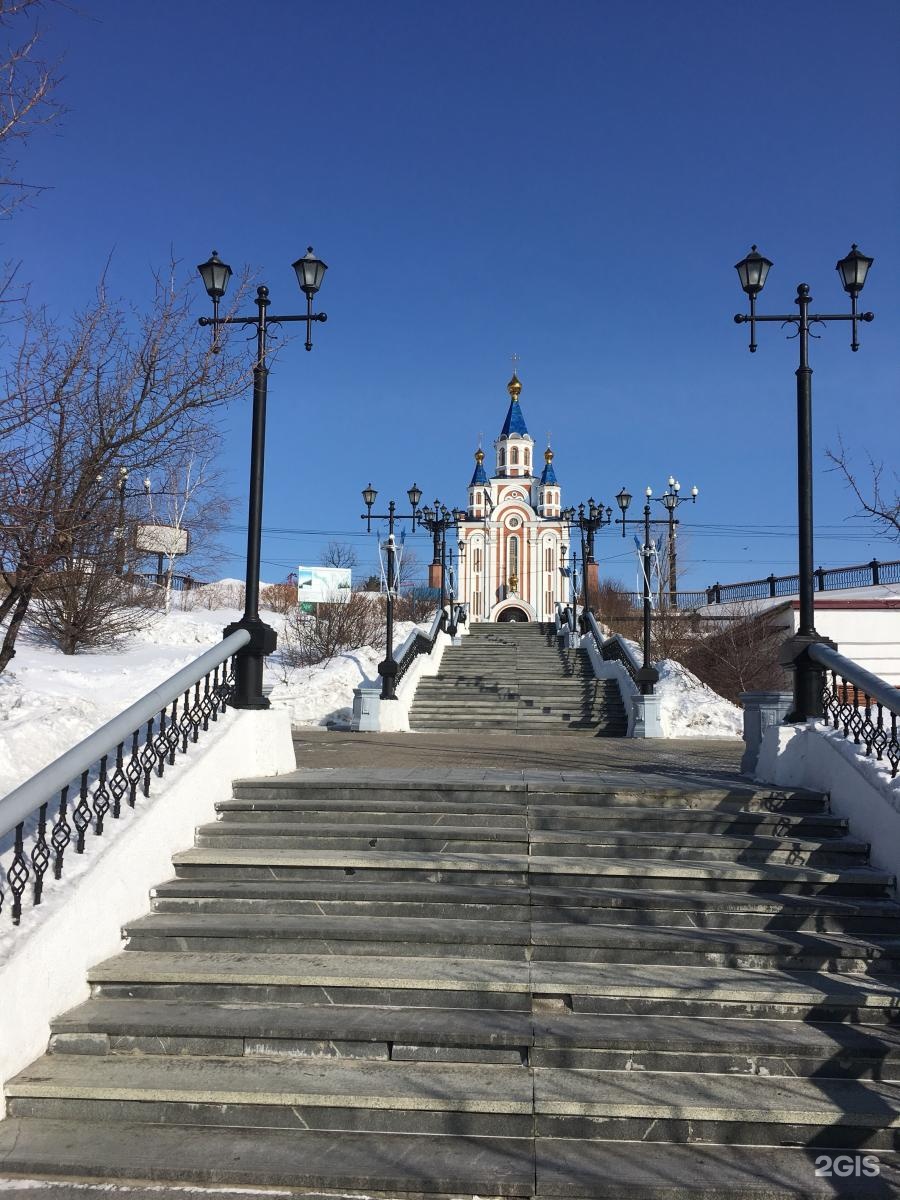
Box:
[223, 616, 277, 709]
[780, 632, 838, 723]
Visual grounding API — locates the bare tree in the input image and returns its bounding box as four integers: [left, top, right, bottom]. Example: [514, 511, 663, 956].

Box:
[320, 540, 358, 571]
[828, 439, 900, 541]
[0, 0, 63, 218]
[683, 604, 789, 703]
[142, 450, 231, 611]
[279, 591, 385, 670]
[0, 264, 249, 671]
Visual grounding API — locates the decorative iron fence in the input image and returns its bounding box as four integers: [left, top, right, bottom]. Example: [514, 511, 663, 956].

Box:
[0, 629, 249, 928]
[615, 557, 900, 612]
[812, 642, 900, 778]
[393, 606, 466, 687]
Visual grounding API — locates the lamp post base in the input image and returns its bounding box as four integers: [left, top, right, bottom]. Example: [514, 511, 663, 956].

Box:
[636, 665, 659, 696]
[779, 631, 837, 723]
[224, 616, 278, 709]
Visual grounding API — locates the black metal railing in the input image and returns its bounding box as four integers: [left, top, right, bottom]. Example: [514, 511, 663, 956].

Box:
[0, 629, 249, 928]
[811, 643, 900, 778]
[138, 572, 206, 592]
[393, 608, 452, 686]
[614, 556, 900, 611]
[584, 611, 642, 685]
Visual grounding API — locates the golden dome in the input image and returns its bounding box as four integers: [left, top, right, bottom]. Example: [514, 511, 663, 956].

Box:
[475, 448, 485, 463]
[544, 447, 554, 463]
[507, 372, 522, 400]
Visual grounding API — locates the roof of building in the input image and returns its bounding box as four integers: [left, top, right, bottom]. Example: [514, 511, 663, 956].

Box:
[470, 448, 488, 486]
[540, 447, 558, 485]
[499, 372, 529, 438]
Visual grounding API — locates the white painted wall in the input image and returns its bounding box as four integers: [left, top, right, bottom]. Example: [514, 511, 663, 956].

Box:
[756, 720, 900, 885]
[0, 708, 296, 1101]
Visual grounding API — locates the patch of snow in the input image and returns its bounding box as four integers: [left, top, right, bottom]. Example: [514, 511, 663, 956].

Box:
[655, 658, 743, 739]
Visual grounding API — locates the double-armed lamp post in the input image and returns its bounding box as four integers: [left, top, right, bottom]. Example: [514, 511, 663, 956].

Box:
[197, 247, 328, 708]
[361, 483, 423, 700]
[657, 478, 699, 605]
[561, 499, 613, 625]
[417, 500, 467, 616]
[733, 243, 874, 722]
[615, 480, 698, 694]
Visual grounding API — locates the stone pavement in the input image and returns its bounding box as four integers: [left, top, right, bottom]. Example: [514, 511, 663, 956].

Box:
[291, 727, 745, 788]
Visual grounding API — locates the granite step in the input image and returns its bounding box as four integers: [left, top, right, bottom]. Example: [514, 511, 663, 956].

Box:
[6, 1053, 534, 1136]
[533, 1067, 900, 1147]
[529, 960, 900, 1021]
[194, 820, 528, 854]
[529, 884, 900, 932]
[123, 912, 531, 959]
[0, 1118, 534, 1197]
[528, 804, 848, 836]
[87, 951, 531, 1010]
[151, 877, 531, 920]
[535, 1138, 899, 1197]
[49, 999, 535, 1061]
[528, 920, 900, 972]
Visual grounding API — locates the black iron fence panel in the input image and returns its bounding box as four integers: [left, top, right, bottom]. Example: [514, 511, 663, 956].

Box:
[1, 644, 242, 929]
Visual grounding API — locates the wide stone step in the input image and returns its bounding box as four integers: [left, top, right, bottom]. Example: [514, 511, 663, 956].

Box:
[529, 804, 848, 836]
[533, 1067, 900, 1147]
[7, 1054, 534, 1136]
[123, 913, 531, 959]
[529, 920, 900, 971]
[0, 1119, 535, 1197]
[528, 828, 868, 867]
[530, 960, 900, 1020]
[49, 999, 535, 1060]
[195, 820, 528, 854]
[151, 878, 530, 920]
[87, 951, 530, 1010]
[535, 1140, 900, 1199]
[530, 1010, 900, 1077]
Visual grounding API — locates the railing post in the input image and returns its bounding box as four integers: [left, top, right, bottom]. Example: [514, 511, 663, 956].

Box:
[815, 566, 826, 593]
[871, 558, 881, 586]
[767, 574, 777, 598]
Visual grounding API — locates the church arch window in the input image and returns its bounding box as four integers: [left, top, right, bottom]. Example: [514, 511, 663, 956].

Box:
[510, 447, 519, 465]
[508, 534, 520, 581]
[524, 448, 530, 468]
[499, 448, 505, 467]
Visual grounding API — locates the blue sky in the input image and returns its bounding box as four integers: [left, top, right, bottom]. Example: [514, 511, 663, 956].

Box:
[10, 0, 899, 590]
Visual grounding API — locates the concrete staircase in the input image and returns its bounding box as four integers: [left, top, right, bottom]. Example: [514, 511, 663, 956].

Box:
[2, 772, 900, 1196]
[411, 621, 627, 735]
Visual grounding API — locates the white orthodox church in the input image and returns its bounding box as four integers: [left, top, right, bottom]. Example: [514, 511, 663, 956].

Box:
[456, 373, 567, 622]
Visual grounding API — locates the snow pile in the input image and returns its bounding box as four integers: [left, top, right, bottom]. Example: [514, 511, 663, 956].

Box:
[655, 657, 743, 739]
[0, 604, 422, 799]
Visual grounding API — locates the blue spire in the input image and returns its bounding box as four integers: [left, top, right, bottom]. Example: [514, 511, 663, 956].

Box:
[470, 449, 488, 485]
[540, 457, 558, 485]
[499, 372, 529, 438]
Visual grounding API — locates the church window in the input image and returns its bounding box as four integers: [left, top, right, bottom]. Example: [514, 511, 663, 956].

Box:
[499, 448, 505, 467]
[524, 448, 530, 468]
[475, 490, 481, 506]
[473, 546, 482, 572]
[508, 535, 519, 580]
[510, 447, 519, 465]
[545, 546, 554, 573]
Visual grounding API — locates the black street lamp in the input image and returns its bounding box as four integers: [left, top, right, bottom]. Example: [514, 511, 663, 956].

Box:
[656, 477, 699, 606]
[197, 247, 328, 708]
[615, 486, 660, 695]
[418, 500, 466, 617]
[734, 244, 874, 722]
[561, 498, 613, 623]
[361, 483, 424, 700]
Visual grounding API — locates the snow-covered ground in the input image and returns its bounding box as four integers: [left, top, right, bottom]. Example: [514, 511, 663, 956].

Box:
[0, 601, 417, 800]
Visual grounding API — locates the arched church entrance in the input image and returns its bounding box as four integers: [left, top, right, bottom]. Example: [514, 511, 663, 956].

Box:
[497, 606, 530, 623]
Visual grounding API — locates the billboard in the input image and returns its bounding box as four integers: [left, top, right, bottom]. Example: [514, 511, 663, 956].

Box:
[134, 524, 190, 556]
[296, 566, 352, 604]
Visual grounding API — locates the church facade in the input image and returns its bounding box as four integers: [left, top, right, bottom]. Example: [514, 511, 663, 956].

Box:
[456, 373, 567, 623]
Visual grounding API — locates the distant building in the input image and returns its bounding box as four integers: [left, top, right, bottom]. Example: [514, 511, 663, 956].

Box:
[456, 373, 566, 622]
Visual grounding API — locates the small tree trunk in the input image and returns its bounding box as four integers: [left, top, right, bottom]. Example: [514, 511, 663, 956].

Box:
[0, 585, 32, 672]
